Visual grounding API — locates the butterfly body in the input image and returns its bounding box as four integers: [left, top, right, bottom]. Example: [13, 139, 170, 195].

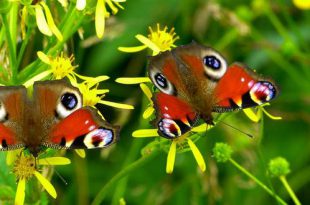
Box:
[0, 80, 119, 156]
[148, 43, 277, 139]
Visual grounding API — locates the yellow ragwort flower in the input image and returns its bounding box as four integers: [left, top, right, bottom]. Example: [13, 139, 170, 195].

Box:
[70, 75, 134, 109]
[293, 0, 310, 9]
[23, 51, 79, 87]
[76, 0, 126, 38]
[243, 103, 282, 123]
[20, 1, 63, 41]
[118, 23, 179, 56]
[13, 153, 70, 205]
[132, 123, 209, 174]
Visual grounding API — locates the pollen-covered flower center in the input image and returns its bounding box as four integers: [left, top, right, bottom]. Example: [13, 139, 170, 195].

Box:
[51, 54, 76, 79]
[148, 25, 179, 51]
[13, 155, 36, 181]
[79, 84, 103, 107]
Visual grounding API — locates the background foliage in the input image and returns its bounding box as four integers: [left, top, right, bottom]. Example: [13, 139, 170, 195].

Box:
[1, 0, 310, 204]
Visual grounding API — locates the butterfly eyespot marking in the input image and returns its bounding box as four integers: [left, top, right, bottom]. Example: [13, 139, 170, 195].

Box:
[249, 81, 277, 104]
[61, 93, 78, 110]
[155, 73, 168, 88]
[56, 90, 82, 119]
[150, 70, 176, 95]
[0, 101, 8, 122]
[203, 55, 221, 70]
[202, 50, 227, 81]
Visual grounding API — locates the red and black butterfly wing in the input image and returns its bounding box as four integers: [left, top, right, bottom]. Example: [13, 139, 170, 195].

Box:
[49, 107, 119, 149]
[0, 86, 26, 150]
[33, 80, 119, 150]
[213, 63, 277, 112]
[152, 92, 198, 139]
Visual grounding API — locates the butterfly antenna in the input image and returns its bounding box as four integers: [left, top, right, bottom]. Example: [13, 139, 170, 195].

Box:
[44, 158, 68, 186]
[218, 121, 253, 138]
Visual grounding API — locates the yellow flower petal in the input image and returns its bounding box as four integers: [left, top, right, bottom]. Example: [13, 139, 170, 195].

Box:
[293, 0, 310, 9]
[136, 34, 161, 54]
[57, 0, 68, 8]
[106, 0, 118, 14]
[115, 77, 151, 84]
[76, 0, 86, 10]
[40, 2, 63, 41]
[76, 74, 110, 83]
[95, 0, 105, 38]
[166, 141, 177, 174]
[37, 51, 51, 64]
[191, 123, 207, 132]
[23, 70, 53, 88]
[15, 178, 26, 205]
[143, 107, 155, 119]
[34, 171, 57, 199]
[243, 108, 260, 123]
[187, 138, 206, 172]
[75, 149, 86, 158]
[140, 83, 152, 100]
[6, 150, 19, 165]
[38, 157, 71, 165]
[261, 107, 282, 120]
[35, 5, 52, 36]
[118, 45, 148, 53]
[132, 129, 158, 137]
[99, 100, 134, 109]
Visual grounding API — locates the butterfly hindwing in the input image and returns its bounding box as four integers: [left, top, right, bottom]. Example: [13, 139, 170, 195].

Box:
[213, 64, 277, 112]
[152, 92, 198, 139]
[33, 80, 119, 150]
[49, 107, 119, 149]
[0, 86, 26, 150]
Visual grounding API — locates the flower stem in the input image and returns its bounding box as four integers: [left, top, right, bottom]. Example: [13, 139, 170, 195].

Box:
[279, 176, 301, 205]
[91, 150, 161, 205]
[229, 158, 287, 205]
[1, 13, 17, 83]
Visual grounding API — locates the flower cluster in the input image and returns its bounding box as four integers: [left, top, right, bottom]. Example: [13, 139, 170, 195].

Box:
[8, 151, 70, 205]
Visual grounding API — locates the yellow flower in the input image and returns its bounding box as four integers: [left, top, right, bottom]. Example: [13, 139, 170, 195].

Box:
[139, 83, 155, 119]
[70, 76, 134, 109]
[23, 51, 80, 87]
[243, 103, 282, 123]
[118, 23, 179, 56]
[132, 123, 210, 174]
[13, 153, 70, 205]
[76, 0, 126, 38]
[293, 0, 310, 9]
[20, 1, 63, 41]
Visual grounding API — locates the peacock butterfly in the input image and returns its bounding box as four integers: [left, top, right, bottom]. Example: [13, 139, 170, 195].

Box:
[148, 42, 277, 139]
[0, 80, 119, 156]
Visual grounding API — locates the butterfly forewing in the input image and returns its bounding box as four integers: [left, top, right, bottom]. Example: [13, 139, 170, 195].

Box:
[0, 86, 27, 150]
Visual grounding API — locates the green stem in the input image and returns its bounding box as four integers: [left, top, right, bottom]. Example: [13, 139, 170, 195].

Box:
[16, 26, 33, 70]
[91, 150, 161, 205]
[279, 176, 301, 205]
[1, 13, 17, 83]
[111, 140, 144, 205]
[229, 158, 287, 205]
[9, 1, 18, 48]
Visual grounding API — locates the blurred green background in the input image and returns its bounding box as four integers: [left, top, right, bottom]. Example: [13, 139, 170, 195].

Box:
[2, 0, 310, 204]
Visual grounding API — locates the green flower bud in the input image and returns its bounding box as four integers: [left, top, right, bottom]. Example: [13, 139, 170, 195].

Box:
[213, 143, 233, 163]
[268, 157, 290, 177]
